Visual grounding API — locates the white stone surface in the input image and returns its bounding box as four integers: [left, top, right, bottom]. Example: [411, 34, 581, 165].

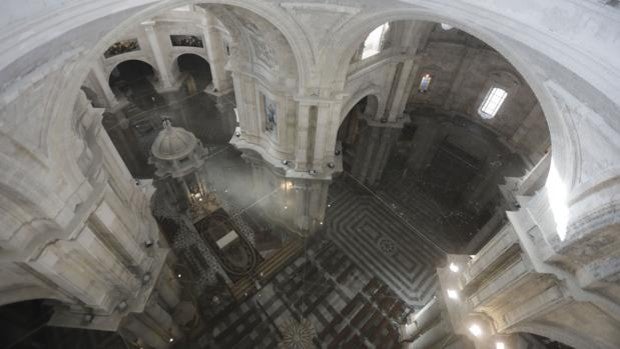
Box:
[0, 0, 618, 347]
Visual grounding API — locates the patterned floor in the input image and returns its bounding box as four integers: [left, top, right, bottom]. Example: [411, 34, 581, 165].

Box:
[325, 175, 445, 308]
[199, 240, 411, 348]
[376, 155, 478, 252]
[154, 165, 451, 348]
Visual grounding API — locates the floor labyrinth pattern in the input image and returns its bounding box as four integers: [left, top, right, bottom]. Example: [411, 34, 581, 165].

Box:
[325, 175, 446, 308]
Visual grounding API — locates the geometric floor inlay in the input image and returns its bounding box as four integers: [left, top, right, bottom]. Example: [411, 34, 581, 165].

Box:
[325, 175, 446, 308]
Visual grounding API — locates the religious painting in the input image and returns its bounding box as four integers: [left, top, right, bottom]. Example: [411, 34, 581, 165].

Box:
[103, 39, 140, 58]
[170, 34, 204, 48]
[262, 93, 277, 136]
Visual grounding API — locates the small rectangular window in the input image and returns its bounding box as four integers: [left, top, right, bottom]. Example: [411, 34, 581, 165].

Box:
[479, 87, 507, 119]
[419, 74, 432, 92]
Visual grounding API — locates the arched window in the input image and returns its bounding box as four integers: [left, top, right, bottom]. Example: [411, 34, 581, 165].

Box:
[361, 23, 390, 59]
[479, 86, 507, 119]
[419, 74, 432, 92]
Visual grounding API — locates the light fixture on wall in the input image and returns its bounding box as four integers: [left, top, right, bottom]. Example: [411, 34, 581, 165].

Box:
[282, 159, 289, 166]
[327, 162, 335, 169]
[83, 313, 94, 324]
[117, 300, 128, 312]
[142, 272, 152, 284]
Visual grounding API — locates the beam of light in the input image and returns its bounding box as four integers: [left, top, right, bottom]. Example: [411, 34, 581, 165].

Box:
[547, 160, 569, 241]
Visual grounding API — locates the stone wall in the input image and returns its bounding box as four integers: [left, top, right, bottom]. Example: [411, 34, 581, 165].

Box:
[0, 1, 618, 347]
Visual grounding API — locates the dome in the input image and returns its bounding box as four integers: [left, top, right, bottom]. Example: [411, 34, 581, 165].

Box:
[150, 119, 198, 161]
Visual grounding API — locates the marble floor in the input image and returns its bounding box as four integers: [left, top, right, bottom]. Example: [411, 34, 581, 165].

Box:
[99, 72, 478, 348]
[325, 174, 445, 308]
[375, 152, 479, 252]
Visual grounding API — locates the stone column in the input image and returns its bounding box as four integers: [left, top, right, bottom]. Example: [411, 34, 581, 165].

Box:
[383, 59, 416, 122]
[443, 47, 478, 111]
[142, 21, 173, 90]
[350, 117, 405, 186]
[312, 99, 343, 169]
[294, 103, 312, 171]
[289, 175, 330, 234]
[144, 299, 183, 340]
[231, 72, 260, 141]
[92, 61, 119, 108]
[400, 297, 441, 341]
[122, 315, 170, 349]
[156, 264, 182, 310]
[404, 318, 450, 349]
[392, 59, 416, 120]
[383, 21, 432, 122]
[202, 12, 233, 95]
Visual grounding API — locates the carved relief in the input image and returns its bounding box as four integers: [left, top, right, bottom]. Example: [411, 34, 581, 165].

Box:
[232, 12, 277, 68]
[281, 2, 360, 57]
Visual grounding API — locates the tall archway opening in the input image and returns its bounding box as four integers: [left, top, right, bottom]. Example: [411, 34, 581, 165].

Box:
[337, 95, 378, 171]
[108, 59, 157, 104]
[0, 300, 127, 348]
[176, 53, 212, 92]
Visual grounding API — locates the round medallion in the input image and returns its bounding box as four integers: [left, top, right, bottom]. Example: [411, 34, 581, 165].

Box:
[377, 236, 397, 256]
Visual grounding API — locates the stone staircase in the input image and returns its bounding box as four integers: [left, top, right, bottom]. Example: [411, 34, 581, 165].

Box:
[229, 238, 305, 301]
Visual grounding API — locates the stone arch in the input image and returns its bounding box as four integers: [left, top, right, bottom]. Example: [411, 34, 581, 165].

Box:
[107, 59, 157, 86]
[340, 87, 382, 124]
[0, 289, 67, 308]
[336, 94, 380, 172]
[508, 323, 598, 349]
[318, 10, 577, 190]
[317, 11, 620, 252]
[172, 52, 211, 70]
[47, 1, 311, 190]
[80, 86, 105, 108]
[173, 52, 212, 90]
